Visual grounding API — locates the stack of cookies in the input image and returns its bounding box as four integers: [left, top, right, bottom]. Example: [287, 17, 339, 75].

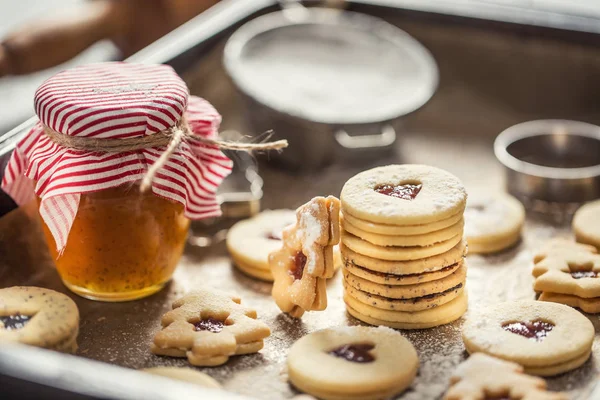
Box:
[339, 164, 468, 329]
[533, 240, 600, 314]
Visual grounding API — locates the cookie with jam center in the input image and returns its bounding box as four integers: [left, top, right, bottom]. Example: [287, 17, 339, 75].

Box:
[287, 326, 418, 400]
[340, 164, 467, 226]
[462, 300, 594, 376]
[0, 286, 79, 353]
[464, 194, 525, 254]
[573, 199, 600, 250]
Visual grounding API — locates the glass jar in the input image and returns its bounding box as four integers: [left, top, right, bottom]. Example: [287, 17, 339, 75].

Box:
[39, 184, 190, 301]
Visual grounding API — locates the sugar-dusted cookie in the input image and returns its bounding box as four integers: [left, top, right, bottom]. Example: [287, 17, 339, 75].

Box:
[462, 300, 594, 376]
[464, 194, 525, 254]
[534, 239, 597, 263]
[444, 353, 567, 400]
[340, 164, 467, 226]
[344, 263, 466, 299]
[287, 326, 418, 400]
[539, 291, 600, 314]
[151, 288, 270, 366]
[0, 286, 79, 353]
[342, 231, 463, 261]
[270, 196, 340, 318]
[342, 214, 464, 247]
[573, 199, 600, 249]
[142, 367, 221, 388]
[344, 281, 464, 312]
[345, 291, 468, 329]
[342, 211, 463, 236]
[226, 209, 296, 280]
[340, 240, 467, 275]
[532, 245, 600, 298]
[343, 260, 460, 286]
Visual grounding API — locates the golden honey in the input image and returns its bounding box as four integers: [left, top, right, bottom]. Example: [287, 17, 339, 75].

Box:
[39, 185, 189, 301]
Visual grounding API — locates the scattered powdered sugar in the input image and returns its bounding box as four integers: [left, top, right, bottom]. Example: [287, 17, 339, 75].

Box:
[297, 202, 323, 274]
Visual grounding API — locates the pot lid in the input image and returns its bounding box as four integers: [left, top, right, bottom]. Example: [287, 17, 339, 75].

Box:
[224, 8, 438, 125]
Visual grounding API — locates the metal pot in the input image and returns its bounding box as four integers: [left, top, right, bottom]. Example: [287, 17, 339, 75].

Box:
[223, 7, 438, 168]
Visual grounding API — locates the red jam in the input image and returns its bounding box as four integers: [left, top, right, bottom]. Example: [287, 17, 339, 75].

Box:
[265, 229, 283, 241]
[374, 184, 422, 200]
[329, 343, 375, 363]
[290, 252, 307, 280]
[570, 271, 598, 279]
[0, 314, 32, 330]
[502, 320, 554, 341]
[193, 318, 225, 333]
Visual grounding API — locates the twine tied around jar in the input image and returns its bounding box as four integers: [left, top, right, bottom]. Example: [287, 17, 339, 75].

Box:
[42, 117, 288, 192]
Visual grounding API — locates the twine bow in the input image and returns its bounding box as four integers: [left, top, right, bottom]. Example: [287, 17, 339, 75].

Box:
[43, 117, 288, 192]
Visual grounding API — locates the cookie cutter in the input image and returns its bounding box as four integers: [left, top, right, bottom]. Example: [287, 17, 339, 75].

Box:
[494, 120, 600, 214]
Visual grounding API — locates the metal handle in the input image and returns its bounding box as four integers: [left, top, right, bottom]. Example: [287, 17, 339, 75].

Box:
[334, 125, 396, 150]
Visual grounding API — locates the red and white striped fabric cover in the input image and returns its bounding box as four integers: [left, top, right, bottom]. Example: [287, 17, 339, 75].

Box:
[2, 62, 232, 251]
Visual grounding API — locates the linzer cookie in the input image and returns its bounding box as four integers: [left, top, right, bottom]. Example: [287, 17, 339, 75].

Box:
[287, 326, 418, 400]
[151, 288, 270, 366]
[533, 240, 600, 313]
[339, 165, 468, 329]
[462, 300, 594, 376]
[0, 287, 79, 353]
[227, 209, 342, 282]
[226, 210, 296, 281]
[464, 194, 525, 254]
[573, 199, 600, 250]
[444, 353, 567, 400]
[269, 196, 341, 318]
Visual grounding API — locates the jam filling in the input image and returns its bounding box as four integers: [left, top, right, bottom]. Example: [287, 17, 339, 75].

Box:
[265, 230, 283, 241]
[329, 343, 375, 363]
[352, 263, 457, 279]
[502, 320, 554, 342]
[374, 183, 422, 200]
[570, 271, 598, 279]
[0, 314, 32, 330]
[193, 318, 225, 333]
[290, 252, 307, 281]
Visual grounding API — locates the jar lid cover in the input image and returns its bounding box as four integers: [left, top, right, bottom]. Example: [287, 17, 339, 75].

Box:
[2, 62, 233, 251]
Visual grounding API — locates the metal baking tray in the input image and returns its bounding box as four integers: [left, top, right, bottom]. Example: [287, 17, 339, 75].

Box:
[2, 0, 600, 399]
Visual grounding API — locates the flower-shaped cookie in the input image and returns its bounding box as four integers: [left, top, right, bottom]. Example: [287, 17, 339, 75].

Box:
[151, 288, 270, 366]
[269, 196, 340, 318]
[444, 353, 567, 400]
[533, 245, 600, 298]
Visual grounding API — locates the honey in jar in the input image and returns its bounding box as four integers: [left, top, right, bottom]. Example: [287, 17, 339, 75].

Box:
[39, 185, 190, 301]
[2, 63, 233, 301]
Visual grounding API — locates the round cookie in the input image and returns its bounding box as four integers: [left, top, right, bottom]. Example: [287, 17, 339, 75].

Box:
[462, 300, 594, 374]
[344, 260, 460, 286]
[345, 292, 468, 329]
[343, 281, 464, 312]
[143, 367, 221, 388]
[226, 209, 296, 271]
[343, 264, 466, 299]
[340, 164, 467, 226]
[342, 211, 463, 236]
[342, 215, 464, 247]
[232, 257, 275, 281]
[573, 199, 600, 249]
[0, 286, 79, 352]
[287, 326, 418, 400]
[340, 240, 467, 275]
[342, 231, 463, 261]
[464, 194, 524, 254]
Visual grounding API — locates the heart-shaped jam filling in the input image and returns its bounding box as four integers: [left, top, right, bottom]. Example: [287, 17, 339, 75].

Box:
[0, 314, 32, 330]
[375, 184, 422, 200]
[265, 229, 283, 241]
[194, 318, 225, 333]
[289, 251, 307, 281]
[570, 271, 598, 279]
[502, 320, 554, 342]
[328, 343, 375, 363]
